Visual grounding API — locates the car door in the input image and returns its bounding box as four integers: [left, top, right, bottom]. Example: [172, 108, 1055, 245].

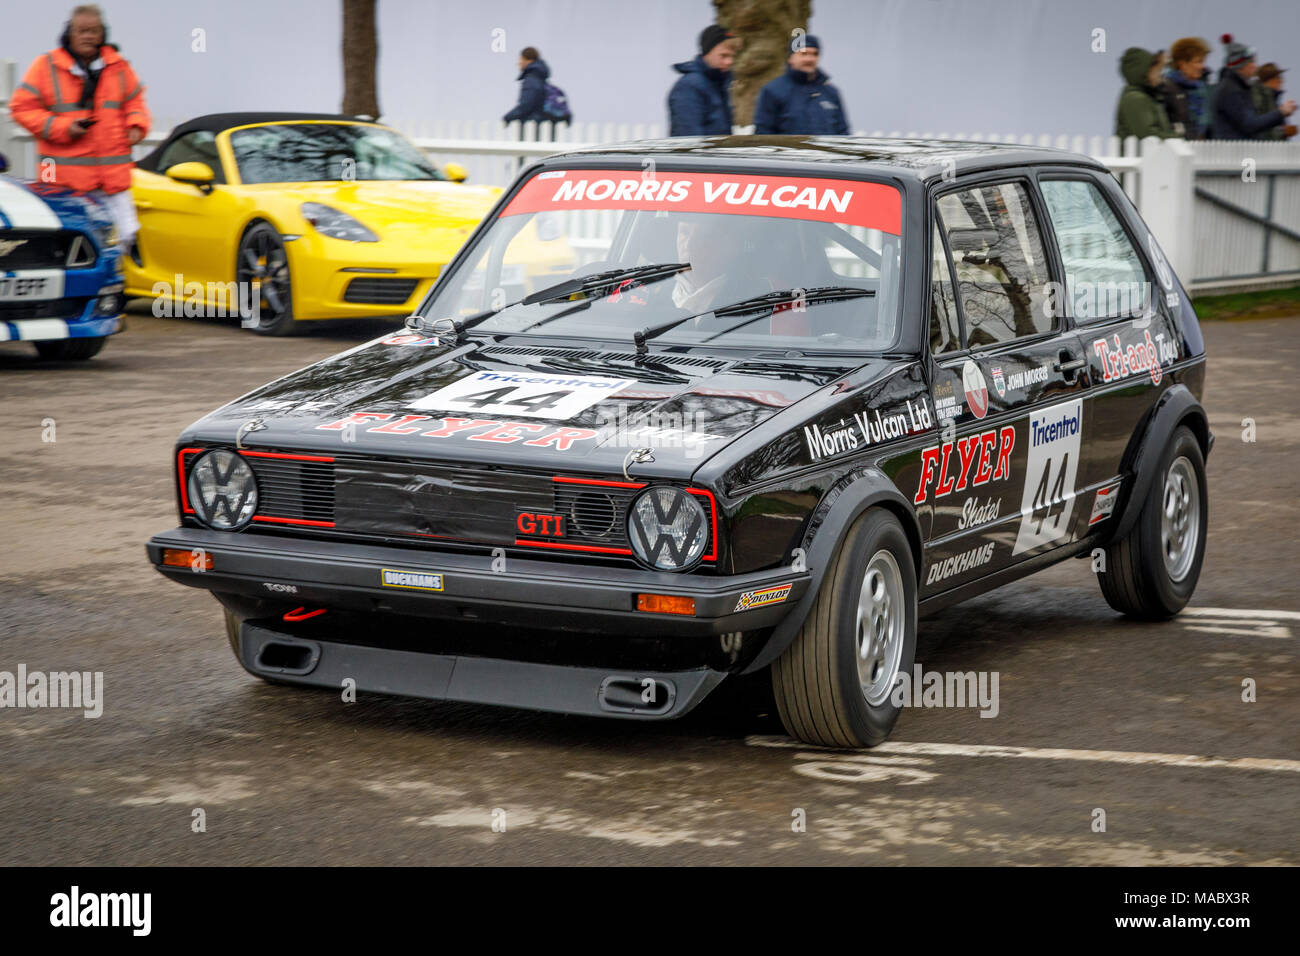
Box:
[1034, 170, 1182, 536]
[919, 174, 1090, 597]
[131, 130, 239, 296]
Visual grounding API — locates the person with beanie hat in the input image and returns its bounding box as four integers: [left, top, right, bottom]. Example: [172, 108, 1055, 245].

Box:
[1212, 35, 1295, 139]
[753, 34, 850, 135]
[1162, 37, 1212, 139]
[667, 24, 737, 136]
[1115, 47, 1175, 139]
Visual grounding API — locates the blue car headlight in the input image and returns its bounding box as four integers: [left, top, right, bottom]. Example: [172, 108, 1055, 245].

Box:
[300, 202, 378, 242]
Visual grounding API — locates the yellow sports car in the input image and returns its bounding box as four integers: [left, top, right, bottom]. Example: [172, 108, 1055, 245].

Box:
[126, 112, 574, 335]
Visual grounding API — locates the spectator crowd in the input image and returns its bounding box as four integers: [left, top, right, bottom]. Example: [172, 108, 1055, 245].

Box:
[1116, 33, 1296, 140]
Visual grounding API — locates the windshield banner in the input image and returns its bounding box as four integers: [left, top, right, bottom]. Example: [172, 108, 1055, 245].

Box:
[500, 169, 901, 234]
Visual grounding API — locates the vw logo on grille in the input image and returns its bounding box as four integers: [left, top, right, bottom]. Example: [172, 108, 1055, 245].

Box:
[628, 487, 707, 570]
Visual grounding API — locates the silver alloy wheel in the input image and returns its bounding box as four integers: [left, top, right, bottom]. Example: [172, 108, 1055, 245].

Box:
[1161, 455, 1200, 582]
[856, 549, 905, 706]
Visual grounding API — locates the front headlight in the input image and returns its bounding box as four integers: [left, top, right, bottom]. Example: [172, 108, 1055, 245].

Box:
[300, 202, 378, 242]
[627, 487, 708, 571]
[188, 450, 258, 530]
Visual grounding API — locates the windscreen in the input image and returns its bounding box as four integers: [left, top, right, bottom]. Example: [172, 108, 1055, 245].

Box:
[230, 123, 445, 184]
[423, 168, 904, 353]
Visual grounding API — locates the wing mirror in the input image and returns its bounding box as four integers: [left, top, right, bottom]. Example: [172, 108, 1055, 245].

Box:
[443, 162, 468, 183]
[165, 161, 216, 194]
[0, 152, 8, 174]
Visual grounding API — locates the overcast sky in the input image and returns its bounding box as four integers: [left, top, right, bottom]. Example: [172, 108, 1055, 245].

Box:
[2, 0, 1296, 137]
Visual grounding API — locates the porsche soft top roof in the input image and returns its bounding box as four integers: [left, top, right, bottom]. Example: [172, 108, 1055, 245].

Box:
[533, 134, 1108, 185]
[164, 112, 374, 136]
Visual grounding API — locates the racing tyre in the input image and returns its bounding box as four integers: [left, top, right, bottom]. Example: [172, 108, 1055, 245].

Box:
[33, 336, 106, 361]
[1098, 426, 1207, 619]
[236, 222, 298, 336]
[772, 508, 917, 748]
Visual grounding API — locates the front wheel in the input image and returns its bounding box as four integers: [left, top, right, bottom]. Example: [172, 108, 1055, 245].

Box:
[771, 508, 917, 748]
[1098, 425, 1208, 619]
[235, 222, 297, 335]
[34, 336, 106, 361]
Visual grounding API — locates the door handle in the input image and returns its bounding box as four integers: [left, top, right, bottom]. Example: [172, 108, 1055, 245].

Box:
[1053, 351, 1086, 380]
[134, 200, 153, 210]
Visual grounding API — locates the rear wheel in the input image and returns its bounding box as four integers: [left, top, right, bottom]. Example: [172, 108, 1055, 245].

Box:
[236, 222, 297, 335]
[771, 509, 917, 748]
[1098, 425, 1207, 619]
[34, 336, 106, 361]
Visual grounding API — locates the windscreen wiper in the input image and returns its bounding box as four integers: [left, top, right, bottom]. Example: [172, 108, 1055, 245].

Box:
[411, 262, 692, 342]
[521, 262, 691, 305]
[632, 286, 875, 354]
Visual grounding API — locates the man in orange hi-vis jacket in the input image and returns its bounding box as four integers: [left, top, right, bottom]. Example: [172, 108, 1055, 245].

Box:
[9, 4, 151, 248]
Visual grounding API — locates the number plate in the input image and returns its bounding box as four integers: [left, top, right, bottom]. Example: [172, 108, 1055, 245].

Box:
[0, 271, 64, 301]
[410, 369, 632, 419]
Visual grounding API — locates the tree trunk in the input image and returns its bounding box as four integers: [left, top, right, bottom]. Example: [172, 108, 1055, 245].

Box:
[714, 0, 812, 127]
[341, 0, 380, 119]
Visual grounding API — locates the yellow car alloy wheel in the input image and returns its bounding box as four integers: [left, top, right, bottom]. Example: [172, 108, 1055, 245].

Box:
[236, 222, 295, 335]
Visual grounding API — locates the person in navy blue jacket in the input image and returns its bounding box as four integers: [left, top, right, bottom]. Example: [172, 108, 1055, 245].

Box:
[753, 35, 850, 135]
[1211, 37, 1295, 139]
[668, 25, 737, 136]
[504, 47, 554, 124]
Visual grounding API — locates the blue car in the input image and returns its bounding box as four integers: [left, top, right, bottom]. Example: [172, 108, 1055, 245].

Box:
[0, 154, 125, 360]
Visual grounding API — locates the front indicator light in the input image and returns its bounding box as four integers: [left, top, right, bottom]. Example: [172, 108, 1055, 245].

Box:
[636, 594, 696, 616]
[162, 548, 213, 570]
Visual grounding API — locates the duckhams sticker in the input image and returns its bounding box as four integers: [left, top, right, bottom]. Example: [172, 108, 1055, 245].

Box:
[380, 568, 444, 591]
[410, 369, 632, 420]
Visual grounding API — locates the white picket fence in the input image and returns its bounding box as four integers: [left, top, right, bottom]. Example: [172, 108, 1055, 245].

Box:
[1, 54, 1297, 294]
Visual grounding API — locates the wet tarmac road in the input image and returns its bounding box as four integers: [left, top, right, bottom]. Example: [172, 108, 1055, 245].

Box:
[1, 310, 1296, 865]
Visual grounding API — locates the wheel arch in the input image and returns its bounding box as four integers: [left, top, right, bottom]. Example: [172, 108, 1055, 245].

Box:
[741, 467, 922, 674]
[1107, 383, 1210, 543]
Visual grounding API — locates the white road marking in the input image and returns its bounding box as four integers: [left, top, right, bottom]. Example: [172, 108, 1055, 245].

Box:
[1179, 607, 1299, 639]
[1182, 607, 1300, 619]
[745, 736, 1300, 773]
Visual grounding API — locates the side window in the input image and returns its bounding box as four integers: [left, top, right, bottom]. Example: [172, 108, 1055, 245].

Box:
[929, 222, 961, 355]
[937, 181, 1052, 348]
[156, 131, 225, 184]
[1040, 178, 1148, 322]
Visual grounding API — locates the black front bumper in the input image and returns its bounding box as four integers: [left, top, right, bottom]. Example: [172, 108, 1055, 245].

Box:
[235, 620, 726, 720]
[146, 527, 808, 638]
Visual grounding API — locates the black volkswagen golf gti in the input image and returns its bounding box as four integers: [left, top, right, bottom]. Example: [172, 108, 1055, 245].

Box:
[147, 136, 1210, 748]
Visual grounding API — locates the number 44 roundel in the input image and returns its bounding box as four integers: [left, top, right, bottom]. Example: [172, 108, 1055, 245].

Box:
[410, 369, 632, 419]
[1013, 399, 1083, 555]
